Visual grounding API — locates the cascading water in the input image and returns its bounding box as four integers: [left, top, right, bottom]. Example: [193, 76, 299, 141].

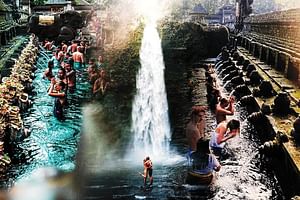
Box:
[131, 21, 171, 159]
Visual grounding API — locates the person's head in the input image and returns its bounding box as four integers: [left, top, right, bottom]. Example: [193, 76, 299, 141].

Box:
[191, 106, 206, 122]
[55, 80, 65, 91]
[212, 88, 220, 96]
[227, 119, 240, 132]
[99, 69, 106, 77]
[196, 138, 210, 154]
[98, 55, 103, 63]
[57, 68, 65, 79]
[64, 62, 71, 71]
[219, 97, 229, 108]
[88, 58, 96, 66]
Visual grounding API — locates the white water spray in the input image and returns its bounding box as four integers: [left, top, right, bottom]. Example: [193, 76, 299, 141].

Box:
[131, 20, 171, 159]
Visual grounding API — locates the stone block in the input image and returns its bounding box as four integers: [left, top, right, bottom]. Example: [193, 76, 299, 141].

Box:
[287, 57, 300, 83]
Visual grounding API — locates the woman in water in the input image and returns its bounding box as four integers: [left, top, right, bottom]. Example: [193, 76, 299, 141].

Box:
[188, 138, 221, 184]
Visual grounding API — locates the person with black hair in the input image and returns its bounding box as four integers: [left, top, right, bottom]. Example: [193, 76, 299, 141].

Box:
[48, 79, 66, 121]
[210, 119, 240, 150]
[43, 60, 54, 81]
[187, 138, 220, 184]
[191, 138, 221, 174]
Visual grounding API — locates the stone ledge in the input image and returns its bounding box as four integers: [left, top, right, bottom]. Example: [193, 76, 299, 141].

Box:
[238, 47, 300, 174]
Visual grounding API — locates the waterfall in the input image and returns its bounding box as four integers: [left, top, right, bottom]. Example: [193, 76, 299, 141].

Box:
[131, 21, 171, 159]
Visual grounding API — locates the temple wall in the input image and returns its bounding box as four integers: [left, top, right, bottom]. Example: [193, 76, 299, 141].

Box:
[238, 8, 300, 85]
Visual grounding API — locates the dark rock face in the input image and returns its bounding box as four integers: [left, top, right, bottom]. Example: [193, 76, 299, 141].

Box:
[28, 10, 85, 42]
[161, 21, 229, 62]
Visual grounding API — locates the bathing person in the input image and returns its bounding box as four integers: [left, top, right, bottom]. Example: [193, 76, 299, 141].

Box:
[186, 107, 206, 153]
[70, 40, 78, 54]
[56, 68, 67, 85]
[208, 88, 221, 111]
[43, 60, 54, 81]
[215, 96, 235, 124]
[61, 41, 68, 53]
[210, 119, 240, 155]
[143, 156, 153, 186]
[193, 106, 206, 139]
[65, 61, 76, 94]
[87, 59, 99, 85]
[48, 79, 66, 120]
[55, 48, 65, 66]
[93, 69, 109, 98]
[44, 39, 54, 51]
[72, 46, 84, 70]
[191, 138, 221, 174]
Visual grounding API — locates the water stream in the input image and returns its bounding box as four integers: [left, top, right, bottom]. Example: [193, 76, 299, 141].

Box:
[131, 22, 171, 160]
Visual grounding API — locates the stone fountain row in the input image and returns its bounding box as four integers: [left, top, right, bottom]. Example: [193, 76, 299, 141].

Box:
[0, 34, 39, 173]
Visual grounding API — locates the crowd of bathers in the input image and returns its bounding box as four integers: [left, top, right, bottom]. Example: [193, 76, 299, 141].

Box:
[186, 47, 240, 176]
[42, 37, 109, 121]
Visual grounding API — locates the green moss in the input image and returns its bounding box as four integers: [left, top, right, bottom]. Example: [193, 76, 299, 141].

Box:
[94, 24, 143, 142]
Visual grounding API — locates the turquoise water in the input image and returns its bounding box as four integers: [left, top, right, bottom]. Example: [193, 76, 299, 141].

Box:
[3, 50, 90, 185]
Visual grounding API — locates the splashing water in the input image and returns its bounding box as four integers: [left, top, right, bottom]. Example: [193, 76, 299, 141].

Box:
[131, 21, 171, 161]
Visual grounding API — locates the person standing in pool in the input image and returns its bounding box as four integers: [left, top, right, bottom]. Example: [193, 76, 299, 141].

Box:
[143, 156, 153, 187]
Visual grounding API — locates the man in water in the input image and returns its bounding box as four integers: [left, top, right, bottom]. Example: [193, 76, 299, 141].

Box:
[215, 96, 235, 124]
[186, 107, 206, 152]
[143, 156, 153, 187]
[72, 46, 84, 70]
[65, 61, 76, 94]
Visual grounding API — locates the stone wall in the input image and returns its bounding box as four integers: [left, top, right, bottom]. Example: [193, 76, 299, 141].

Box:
[244, 8, 300, 41]
[238, 8, 300, 85]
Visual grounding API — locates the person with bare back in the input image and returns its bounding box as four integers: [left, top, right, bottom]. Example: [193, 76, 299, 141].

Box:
[72, 46, 84, 70]
[215, 96, 235, 124]
[186, 106, 206, 154]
